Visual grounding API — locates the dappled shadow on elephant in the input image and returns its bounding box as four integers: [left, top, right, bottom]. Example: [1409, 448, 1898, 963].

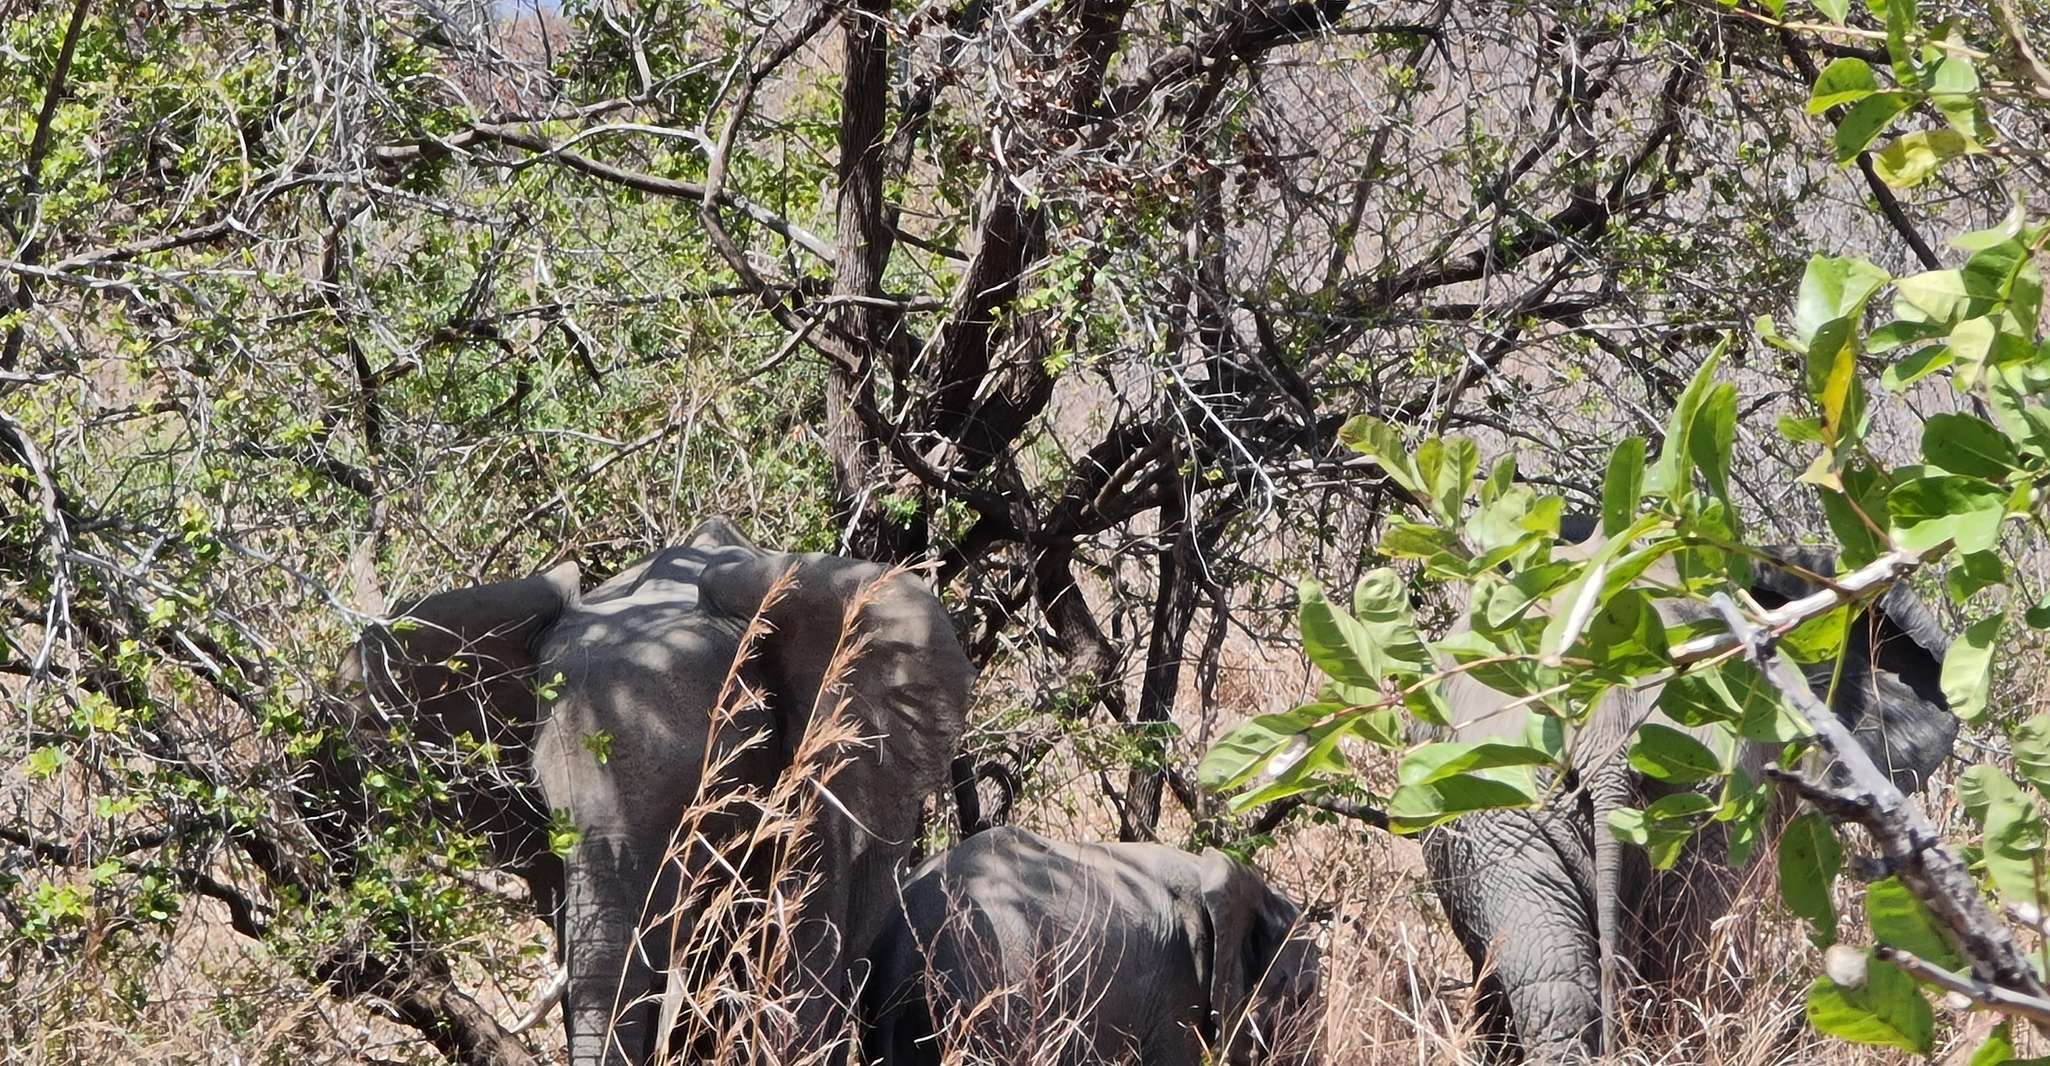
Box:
[324, 517, 975, 1065]
[1422, 541, 1954, 1063]
[862, 826, 1323, 1066]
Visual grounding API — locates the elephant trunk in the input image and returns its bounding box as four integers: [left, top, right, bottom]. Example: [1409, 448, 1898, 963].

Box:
[562, 832, 660, 1066]
[1588, 767, 1630, 1055]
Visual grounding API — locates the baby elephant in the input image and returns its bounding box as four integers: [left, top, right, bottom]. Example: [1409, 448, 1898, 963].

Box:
[863, 826, 1321, 1065]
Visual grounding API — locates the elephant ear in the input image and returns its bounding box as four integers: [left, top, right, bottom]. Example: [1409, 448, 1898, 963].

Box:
[341, 561, 582, 744]
[1195, 849, 1305, 1054]
[1751, 547, 1956, 792]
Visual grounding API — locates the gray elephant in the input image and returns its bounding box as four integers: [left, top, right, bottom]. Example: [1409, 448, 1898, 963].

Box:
[1424, 533, 1953, 1061]
[862, 825, 1322, 1066]
[333, 518, 975, 1065]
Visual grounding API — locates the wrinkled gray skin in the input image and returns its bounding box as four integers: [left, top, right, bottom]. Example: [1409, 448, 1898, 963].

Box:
[863, 826, 1322, 1066]
[1423, 527, 1955, 1062]
[337, 518, 974, 1066]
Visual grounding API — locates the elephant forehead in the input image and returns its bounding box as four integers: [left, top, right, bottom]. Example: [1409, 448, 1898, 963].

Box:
[1437, 671, 1538, 742]
[542, 599, 743, 670]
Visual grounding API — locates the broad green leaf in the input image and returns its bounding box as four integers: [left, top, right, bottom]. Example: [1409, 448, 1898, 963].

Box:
[1198, 707, 1328, 791]
[1417, 436, 1480, 523]
[1967, 1023, 2050, 1064]
[1628, 723, 1723, 783]
[1812, 0, 1850, 23]
[1298, 575, 1431, 688]
[1832, 93, 1913, 164]
[1807, 57, 1879, 112]
[1398, 741, 1556, 786]
[1576, 589, 1673, 678]
[1386, 770, 1539, 833]
[1922, 413, 2020, 479]
[1481, 454, 1517, 506]
[1950, 315, 2002, 389]
[1692, 383, 1738, 504]
[1382, 521, 1475, 578]
[1609, 793, 1716, 869]
[1866, 876, 1963, 969]
[1602, 437, 1647, 537]
[1819, 462, 1890, 568]
[1780, 810, 1844, 940]
[1885, 474, 2007, 553]
[1795, 255, 1891, 342]
[1881, 344, 1954, 390]
[1930, 53, 1987, 141]
[1538, 512, 1666, 659]
[1337, 416, 1424, 499]
[1806, 961, 1934, 1053]
[1804, 317, 1869, 449]
[2013, 714, 2050, 800]
[1895, 268, 1972, 323]
[1646, 342, 1727, 499]
[1940, 614, 2001, 722]
[1868, 318, 1948, 354]
[1719, 769, 1771, 867]
[1960, 764, 2045, 902]
[1781, 606, 1849, 663]
[1872, 129, 1976, 188]
[1946, 550, 2007, 602]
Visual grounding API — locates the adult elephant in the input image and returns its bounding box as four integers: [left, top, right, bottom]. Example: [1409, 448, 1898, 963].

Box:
[332, 517, 974, 1066]
[1424, 530, 1954, 1061]
[863, 825, 1322, 1066]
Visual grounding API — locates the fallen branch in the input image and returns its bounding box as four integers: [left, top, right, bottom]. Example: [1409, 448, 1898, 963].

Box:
[1710, 592, 2050, 1017]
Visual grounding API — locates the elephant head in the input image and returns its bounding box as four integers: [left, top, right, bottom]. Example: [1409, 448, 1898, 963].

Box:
[1423, 533, 1954, 1061]
[327, 559, 581, 906]
[331, 518, 974, 1066]
[863, 826, 1322, 1066]
[1199, 848, 1324, 1065]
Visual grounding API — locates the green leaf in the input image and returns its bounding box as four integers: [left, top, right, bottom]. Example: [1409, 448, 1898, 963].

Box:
[1780, 810, 1844, 940]
[1807, 57, 1879, 112]
[1628, 723, 1724, 783]
[1895, 268, 1973, 323]
[1386, 770, 1540, 833]
[1781, 606, 1849, 663]
[1961, 764, 2046, 901]
[1602, 437, 1648, 537]
[1813, 0, 1851, 23]
[1719, 769, 1772, 867]
[1833, 93, 1913, 164]
[1819, 462, 1890, 568]
[1338, 416, 1424, 499]
[1947, 550, 2007, 601]
[1872, 129, 1976, 188]
[1806, 961, 1934, 1053]
[1923, 413, 2021, 479]
[1940, 614, 2002, 723]
[1967, 1023, 2050, 1065]
[1576, 588, 1673, 678]
[1930, 53, 1987, 141]
[1199, 707, 1328, 792]
[1866, 876, 1964, 969]
[25, 745, 65, 779]
[1886, 474, 2008, 553]
[2013, 715, 2050, 801]
[1397, 741, 1556, 786]
[1869, 318, 1948, 354]
[1298, 575, 1431, 688]
[1796, 254, 1891, 343]
[1691, 384, 1738, 504]
[1417, 436, 1480, 523]
[1881, 344, 1954, 391]
[1646, 341, 1727, 500]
